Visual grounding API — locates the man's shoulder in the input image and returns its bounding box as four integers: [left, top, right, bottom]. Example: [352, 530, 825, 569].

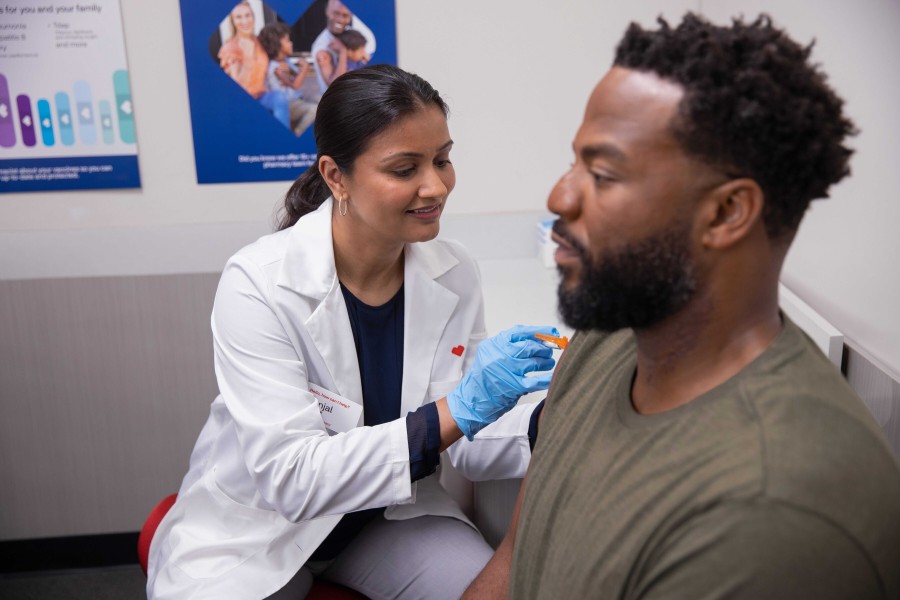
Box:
[744, 321, 893, 473]
[311, 29, 332, 53]
[558, 328, 634, 375]
[539, 328, 635, 421]
[735, 324, 900, 586]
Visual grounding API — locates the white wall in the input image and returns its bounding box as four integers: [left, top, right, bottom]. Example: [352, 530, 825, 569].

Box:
[1, 0, 898, 375]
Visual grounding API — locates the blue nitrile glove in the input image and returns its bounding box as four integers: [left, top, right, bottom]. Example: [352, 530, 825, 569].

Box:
[447, 325, 558, 440]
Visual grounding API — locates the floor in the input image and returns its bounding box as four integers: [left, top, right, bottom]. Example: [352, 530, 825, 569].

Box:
[0, 565, 146, 600]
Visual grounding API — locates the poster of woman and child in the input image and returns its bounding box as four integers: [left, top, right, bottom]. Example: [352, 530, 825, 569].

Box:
[179, 0, 396, 184]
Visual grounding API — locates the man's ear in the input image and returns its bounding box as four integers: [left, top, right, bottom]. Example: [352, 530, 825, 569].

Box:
[318, 155, 344, 199]
[700, 178, 765, 250]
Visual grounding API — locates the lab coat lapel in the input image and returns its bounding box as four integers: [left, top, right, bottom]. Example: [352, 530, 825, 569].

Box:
[305, 284, 364, 410]
[276, 198, 364, 416]
[276, 201, 460, 422]
[401, 243, 460, 417]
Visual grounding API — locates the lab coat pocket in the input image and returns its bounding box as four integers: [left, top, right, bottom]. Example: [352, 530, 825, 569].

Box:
[170, 469, 286, 579]
[427, 377, 461, 401]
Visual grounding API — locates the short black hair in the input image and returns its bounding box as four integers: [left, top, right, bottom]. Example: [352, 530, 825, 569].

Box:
[614, 13, 856, 239]
[339, 29, 367, 52]
[258, 22, 291, 60]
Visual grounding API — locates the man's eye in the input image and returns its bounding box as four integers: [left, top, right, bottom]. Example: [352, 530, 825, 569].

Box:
[590, 170, 613, 185]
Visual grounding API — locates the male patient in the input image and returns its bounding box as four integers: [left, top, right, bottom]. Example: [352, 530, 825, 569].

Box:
[465, 13, 900, 599]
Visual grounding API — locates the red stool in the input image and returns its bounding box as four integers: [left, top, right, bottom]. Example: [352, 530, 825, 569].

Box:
[138, 494, 367, 599]
[137, 493, 177, 576]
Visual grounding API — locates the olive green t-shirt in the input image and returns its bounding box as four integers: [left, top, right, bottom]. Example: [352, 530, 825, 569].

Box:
[510, 318, 900, 599]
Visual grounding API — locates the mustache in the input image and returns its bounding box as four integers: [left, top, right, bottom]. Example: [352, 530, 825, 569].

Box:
[551, 220, 588, 258]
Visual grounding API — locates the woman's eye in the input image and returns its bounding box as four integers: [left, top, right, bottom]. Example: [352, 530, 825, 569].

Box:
[436, 159, 452, 168]
[394, 167, 415, 177]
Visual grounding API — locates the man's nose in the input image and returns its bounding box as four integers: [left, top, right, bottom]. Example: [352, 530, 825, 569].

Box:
[547, 169, 580, 218]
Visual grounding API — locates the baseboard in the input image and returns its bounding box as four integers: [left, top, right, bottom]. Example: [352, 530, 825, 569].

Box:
[0, 532, 139, 574]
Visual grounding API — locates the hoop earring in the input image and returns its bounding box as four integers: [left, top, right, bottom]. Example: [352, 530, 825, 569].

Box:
[338, 194, 347, 216]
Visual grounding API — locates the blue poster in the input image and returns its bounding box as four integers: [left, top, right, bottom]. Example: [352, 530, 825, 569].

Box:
[0, 0, 141, 193]
[179, 0, 397, 184]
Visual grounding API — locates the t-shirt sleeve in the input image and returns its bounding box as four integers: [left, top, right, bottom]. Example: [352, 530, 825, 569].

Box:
[634, 499, 884, 600]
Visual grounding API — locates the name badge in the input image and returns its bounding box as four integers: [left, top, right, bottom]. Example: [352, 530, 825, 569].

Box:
[309, 382, 362, 434]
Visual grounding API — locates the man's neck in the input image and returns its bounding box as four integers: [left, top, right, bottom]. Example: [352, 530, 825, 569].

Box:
[630, 290, 783, 415]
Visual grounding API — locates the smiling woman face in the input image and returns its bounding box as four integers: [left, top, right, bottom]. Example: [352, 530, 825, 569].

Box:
[328, 104, 455, 252]
[230, 3, 255, 37]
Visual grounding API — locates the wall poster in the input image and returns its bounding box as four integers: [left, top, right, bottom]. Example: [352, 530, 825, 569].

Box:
[0, 0, 140, 193]
[179, 0, 397, 185]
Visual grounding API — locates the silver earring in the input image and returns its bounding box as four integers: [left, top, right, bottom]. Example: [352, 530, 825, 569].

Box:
[339, 194, 347, 216]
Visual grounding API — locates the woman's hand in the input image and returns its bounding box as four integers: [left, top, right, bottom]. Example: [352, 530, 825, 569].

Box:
[218, 45, 243, 68]
[446, 325, 557, 440]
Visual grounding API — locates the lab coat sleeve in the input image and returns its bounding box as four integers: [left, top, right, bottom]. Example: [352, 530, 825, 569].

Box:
[211, 255, 413, 523]
[444, 402, 537, 481]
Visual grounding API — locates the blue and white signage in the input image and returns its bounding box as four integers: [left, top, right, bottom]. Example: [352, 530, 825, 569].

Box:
[0, 0, 141, 193]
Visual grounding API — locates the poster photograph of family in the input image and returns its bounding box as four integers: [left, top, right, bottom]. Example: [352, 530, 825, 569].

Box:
[180, 0, 396, 184]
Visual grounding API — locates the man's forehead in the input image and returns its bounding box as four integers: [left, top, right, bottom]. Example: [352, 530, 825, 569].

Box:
[327, 0, 349, 13]
[576, 68, 684, 152]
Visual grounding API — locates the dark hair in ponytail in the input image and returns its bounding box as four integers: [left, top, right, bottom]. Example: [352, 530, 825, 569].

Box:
[276, 64, 449, 230]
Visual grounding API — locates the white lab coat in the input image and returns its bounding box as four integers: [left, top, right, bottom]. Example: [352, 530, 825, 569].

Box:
[147, 198, 536, 599]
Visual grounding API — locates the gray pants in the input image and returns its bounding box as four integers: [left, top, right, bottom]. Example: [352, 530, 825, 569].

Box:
[267, 514, 493, 600]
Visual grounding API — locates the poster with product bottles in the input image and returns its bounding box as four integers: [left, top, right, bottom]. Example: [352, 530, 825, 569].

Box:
[179, 0, 397, 184]
[0, 0, 141, 192]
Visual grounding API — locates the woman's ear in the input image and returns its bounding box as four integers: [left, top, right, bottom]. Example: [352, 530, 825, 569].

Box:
[700, 178, 765, 250]
[318, 155, 344, 199]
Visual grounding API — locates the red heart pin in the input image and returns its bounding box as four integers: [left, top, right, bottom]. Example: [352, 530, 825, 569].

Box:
[451, 345, 464, 356]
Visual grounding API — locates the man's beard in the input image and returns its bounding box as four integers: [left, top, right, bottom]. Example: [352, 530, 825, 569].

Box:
[555, 221, 698, 332]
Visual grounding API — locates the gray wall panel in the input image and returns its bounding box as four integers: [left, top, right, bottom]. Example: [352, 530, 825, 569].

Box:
[2, 268, 898, 542]
[845, 345, 900, 460]
[0, 274, 219, 540]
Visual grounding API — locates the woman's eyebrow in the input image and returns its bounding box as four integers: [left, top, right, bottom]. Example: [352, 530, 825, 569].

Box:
[380, 140, 454, 162]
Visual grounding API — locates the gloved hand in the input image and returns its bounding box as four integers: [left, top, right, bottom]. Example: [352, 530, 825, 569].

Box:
[447, 325, 558, 440]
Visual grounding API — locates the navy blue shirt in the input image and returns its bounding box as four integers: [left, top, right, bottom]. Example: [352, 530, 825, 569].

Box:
[342, 282, 405, 427]
[310, 282, 440, 561]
